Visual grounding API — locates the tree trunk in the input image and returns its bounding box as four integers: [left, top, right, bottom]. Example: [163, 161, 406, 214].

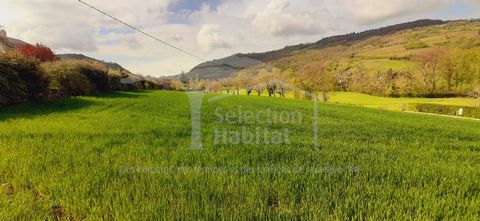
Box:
[322, 91, 329, 103]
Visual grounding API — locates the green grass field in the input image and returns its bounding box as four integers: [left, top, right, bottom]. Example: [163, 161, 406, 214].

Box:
[0, 90, 479, 220]
[330, 92, 480, 111]
[229, 91, 479, 112]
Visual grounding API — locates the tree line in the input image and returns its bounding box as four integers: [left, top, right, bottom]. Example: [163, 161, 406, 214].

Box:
[169, 46, 480, 102]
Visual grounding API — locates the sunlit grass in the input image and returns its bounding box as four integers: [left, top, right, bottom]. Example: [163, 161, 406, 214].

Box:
[0, 90, 479, 220]
[330, 92, 479, 111]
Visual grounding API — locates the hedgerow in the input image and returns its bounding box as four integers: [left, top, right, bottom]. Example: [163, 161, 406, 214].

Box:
[0, 52, 47, 105]
[411, 103, 480, 119]
[0, 52, 159, 106]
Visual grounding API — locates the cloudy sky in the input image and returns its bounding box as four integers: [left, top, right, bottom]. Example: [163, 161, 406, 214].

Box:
[1, 0, 480, 76]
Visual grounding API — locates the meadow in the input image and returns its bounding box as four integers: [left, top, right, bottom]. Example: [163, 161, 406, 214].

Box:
[329, 92, 480, 111]
[230, 90, 479, 111]
[0, 90, 479, 220]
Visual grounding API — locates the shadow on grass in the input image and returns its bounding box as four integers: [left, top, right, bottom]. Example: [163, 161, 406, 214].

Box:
[97, 90, 151, 99]
[0, 90, 154, 121]
[0, 97, 97, 122]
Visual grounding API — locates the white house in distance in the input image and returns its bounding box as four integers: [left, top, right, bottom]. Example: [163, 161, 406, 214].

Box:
[0, 25, 6, 39]
[0, 26, 27, 52]
[0, 25, 7, 53]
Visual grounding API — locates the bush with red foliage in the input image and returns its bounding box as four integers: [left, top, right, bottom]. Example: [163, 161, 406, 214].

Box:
[15, 43, 57, 62]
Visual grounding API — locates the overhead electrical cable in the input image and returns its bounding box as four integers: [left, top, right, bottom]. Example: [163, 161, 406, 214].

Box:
[78, 0, 207, 61]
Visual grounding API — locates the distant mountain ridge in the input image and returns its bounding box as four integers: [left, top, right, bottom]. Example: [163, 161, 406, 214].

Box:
[186, 54, 263, 80]
[181, 19, 450, 80]
[242, 19, 447, 62]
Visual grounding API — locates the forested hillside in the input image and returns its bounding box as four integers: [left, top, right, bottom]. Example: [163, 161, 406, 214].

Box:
[179, 19, 480, 99]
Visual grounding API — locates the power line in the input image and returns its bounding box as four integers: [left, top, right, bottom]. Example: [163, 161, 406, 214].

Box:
[77, 0, 207, 62]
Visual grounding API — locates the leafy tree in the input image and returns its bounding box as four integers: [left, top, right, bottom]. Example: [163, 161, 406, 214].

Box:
[465, 47, 480, 105]
[295, 63, 335, 102]
[170, 79, 185, 91]
[15, 43, 57, 62]
[439, 49, 462, 91]
[350, 64, 371, 94]
[206, 80, 222, 93]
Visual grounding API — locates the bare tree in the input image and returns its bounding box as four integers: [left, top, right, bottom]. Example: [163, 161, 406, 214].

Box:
[220, 78, 233, 94]
[253, 83, 265, 96]
[232, 77, 242, 95]
[414, 48, 444, 94]
[266, 80, 276, 97]
[256, 68, 277, 97]
[275, 68, 294, 97]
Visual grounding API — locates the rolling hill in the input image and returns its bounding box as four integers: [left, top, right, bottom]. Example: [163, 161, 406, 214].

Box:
[183, 19, 480, 80]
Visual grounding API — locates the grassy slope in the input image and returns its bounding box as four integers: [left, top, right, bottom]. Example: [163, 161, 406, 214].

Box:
[0, 91, 479, 220]
[269, 21, 480, 74]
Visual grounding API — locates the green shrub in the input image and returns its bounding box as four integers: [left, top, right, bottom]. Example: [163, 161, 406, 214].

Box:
[404, 41, 429, 50]
[411, 103, 480, 119]
[77, 61, 110, 92]
[42, 60, 111, 96]
[107, 69, 128, 91]
[0, 52, 47, 105]
[42, 61, 95, 96]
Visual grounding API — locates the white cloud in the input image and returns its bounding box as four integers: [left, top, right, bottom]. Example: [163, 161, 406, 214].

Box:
[251, 0, 452, 37]
[1, 0, 173, 51]
[252, 0, 329, 36]
[338, 0, 451, 24]
[0, 0, 477, 76]
[197, 24, 232, 51]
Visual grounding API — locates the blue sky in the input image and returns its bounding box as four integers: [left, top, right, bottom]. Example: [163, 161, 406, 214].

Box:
[168, 0, 223, 12]
[1, 0, 480, 76]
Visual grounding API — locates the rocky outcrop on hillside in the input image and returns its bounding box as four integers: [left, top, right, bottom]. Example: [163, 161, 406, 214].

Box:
[0, 27, 27, 52]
